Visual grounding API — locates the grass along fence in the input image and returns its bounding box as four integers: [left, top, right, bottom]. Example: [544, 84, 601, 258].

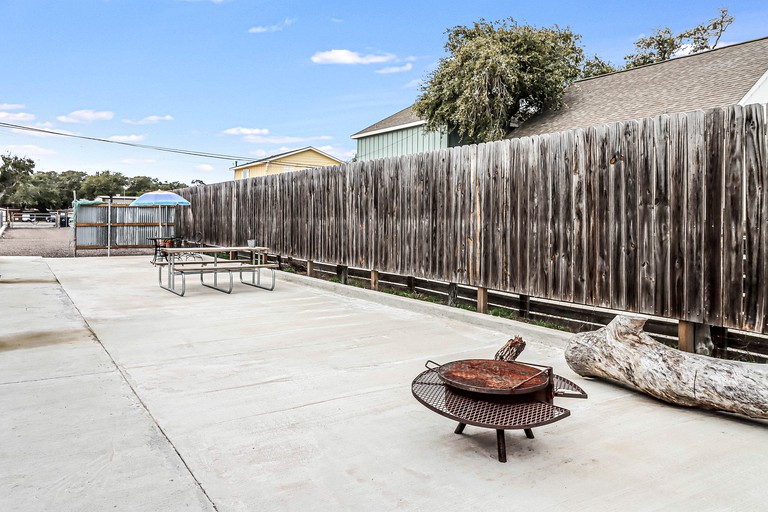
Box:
[178, 103, 768, 336]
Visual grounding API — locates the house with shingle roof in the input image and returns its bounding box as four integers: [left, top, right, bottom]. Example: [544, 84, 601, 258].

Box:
[231, 146, 342, 180]
[352, 36, 768, 160]
[512, 36, 768, 138]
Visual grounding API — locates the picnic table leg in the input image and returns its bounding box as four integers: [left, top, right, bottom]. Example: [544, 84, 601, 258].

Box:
[454, 422, 466, 434]
[496, 430, 507, 463]
[158, 263, 185, 296]
[524, 428, 535, 439]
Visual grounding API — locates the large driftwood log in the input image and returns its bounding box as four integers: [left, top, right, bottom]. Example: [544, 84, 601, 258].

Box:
[565, 315, 768, 419]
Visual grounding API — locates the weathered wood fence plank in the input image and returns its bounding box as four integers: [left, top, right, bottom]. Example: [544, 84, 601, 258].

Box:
[178, 104, 768, 334]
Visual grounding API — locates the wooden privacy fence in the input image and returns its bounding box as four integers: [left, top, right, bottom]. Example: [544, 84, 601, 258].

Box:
[177, 103, 768, 334]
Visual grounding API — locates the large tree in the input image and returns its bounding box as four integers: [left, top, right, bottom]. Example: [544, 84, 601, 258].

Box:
[624, 8, 733, 69]
[7, 171, 61, 209]
[580, 8, 735, 78]
[0, 154, 35, 204]
[127, 175, 160, 196]
[414, 18, 584, 143]
[79, 171, 129, 199]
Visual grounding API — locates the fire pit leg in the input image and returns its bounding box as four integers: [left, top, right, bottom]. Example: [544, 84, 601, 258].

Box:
[454, 422, 466, 434]
[524, 429, 535, 439]
[496, 430, 507, 462]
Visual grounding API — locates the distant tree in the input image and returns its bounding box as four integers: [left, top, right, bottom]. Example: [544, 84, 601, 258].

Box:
[414, 18, 584, 143]
[7, 171, 61, 209]
[581, 55, 621, 79]
[56, 170, 87, 207]
[159, 180, 188, 190]
[127, 175, 160, 196]
[191, 179, 205, 186]
[0, 154, 35, 204]
[79, 171, 129, 199]
[624, 8, 733, 69]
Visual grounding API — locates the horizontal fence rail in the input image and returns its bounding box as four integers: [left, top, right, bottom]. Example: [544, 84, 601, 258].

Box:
[177, 103, 768, 334]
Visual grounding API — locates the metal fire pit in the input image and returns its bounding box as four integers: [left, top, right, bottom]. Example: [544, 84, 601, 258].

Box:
[435, 359, 550, 395]
[413, 359, 587, 463]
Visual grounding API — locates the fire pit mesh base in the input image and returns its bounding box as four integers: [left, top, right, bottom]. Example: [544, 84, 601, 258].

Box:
[412, 369, 570, 430]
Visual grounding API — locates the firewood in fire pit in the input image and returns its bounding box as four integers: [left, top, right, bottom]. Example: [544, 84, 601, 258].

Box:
[565, 315, 768, 419]
[494, 336, 526, 362]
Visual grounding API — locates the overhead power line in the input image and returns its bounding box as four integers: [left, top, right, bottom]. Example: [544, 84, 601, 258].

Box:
[0, 121, 256, 161]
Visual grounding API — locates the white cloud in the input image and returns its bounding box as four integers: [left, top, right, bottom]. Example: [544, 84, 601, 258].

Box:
[330, 18, 343, 23]
[222, 126, 270, 136]
[0, 111, 35, 122]
[403, 79, 421, 89]
[376, 63, 413, 74]
[318, 145, 355, 161]
[123, 115, 173, 125]
[6, 144, 56, 157]
[196, 164, 215, 172]
[108, 134, 145, 142]
[249, 18, 295, 34]
[57, 109, 114, 123]
[311, 49, 395, 65]
[0, 103, 24, 110]
[242, 134, 332, 144]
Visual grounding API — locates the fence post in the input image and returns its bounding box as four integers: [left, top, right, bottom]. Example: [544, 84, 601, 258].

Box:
[678, 321, 695, 352]
[519, 294, 531, 319]
[447, 283, 458, 307]
[370, 270, 379, 291]
[477, 287, 488, 314]
[336, 265, 348, 285]
[406, 276, 415, 292]
[711, 325, 728, 358]
[307, 260, 314, 278]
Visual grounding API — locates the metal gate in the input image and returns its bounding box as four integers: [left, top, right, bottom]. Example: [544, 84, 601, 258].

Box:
[73, 203, 176, 255]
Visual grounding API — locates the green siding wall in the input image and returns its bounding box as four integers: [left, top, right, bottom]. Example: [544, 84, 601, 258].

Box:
[355, 125, 448, 161]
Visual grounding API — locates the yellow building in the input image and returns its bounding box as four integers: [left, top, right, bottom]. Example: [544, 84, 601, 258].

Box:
[232, 146, 342, 180]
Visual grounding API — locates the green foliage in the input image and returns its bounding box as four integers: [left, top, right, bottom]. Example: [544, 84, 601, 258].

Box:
[8, 171, 59, 209]
[79, 171, 129, 199]
[161, 180, 188, 191]
[5, 168, 86, 209]
[414, 17, 584, 143]
[581, 55, 620, 79]
[0, 153, 189, 208]
[0, 154, 35, 204]
[127, 175, 159, 196]
[624, 8, 733, 69]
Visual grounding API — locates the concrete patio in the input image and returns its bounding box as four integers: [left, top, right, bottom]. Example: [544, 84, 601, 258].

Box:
[1, 255, 766, 511]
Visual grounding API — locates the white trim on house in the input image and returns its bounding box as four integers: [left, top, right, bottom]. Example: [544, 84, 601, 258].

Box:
[231, 146, 342, 171]
[350, 120, 426, 139]
[739, 69, 768, 106]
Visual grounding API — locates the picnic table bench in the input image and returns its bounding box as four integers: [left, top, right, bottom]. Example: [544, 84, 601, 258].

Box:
[157, 246, 276, 296]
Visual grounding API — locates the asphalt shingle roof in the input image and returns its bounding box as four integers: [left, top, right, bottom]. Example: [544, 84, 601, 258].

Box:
[512, 37, 768, 137]
[351, 105, 422, 138]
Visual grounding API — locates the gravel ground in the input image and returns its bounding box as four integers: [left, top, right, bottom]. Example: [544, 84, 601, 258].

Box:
[0, 223, 152, 258]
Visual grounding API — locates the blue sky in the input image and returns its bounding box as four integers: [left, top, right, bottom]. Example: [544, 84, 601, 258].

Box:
[1, 0, 767, 185]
